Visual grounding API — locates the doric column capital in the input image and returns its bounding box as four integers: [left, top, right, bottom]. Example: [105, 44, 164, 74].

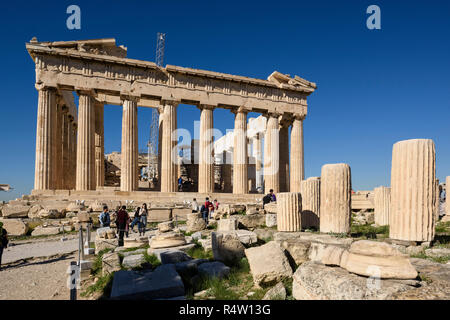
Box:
[35, 83, 57, 92]
[120, 92, 140, 103]
[75, 87, 95, 97]
[231, 106, 250, 115]
[263, 111, 282, 120]
[278, 113, 293, 128]
[293, 113, 306, 121]
[197, 104, 216, 111]
[161, 98, 180, 107]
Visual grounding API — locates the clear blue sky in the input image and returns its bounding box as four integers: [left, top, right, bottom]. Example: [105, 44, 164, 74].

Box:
[0, 0, 449, 201]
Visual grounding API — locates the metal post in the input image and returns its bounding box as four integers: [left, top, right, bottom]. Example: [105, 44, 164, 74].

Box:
[77, 226, 82, 266]
[69, 261, 77, 301]
[80, 225, 85, 261]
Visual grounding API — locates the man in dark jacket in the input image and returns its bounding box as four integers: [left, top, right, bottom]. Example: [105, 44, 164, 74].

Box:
[0, 222, 8, 271]
[116, 206, 129, 247]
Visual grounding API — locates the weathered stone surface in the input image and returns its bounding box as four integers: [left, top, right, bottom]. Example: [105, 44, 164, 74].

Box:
[237, 214, 265, 230]
[158, 250, 192, 264]
[186, 213, 207, 233]
[110, 265, 185, 299]
[2, 205, 30, 218]
[89, 201, 106, 212]
[212, 231, 245, 264]
[234, 230, 258, 245]
[279, 239, 311, 266]
[265, 214, 277, 228]
[292, 261, 414, 300]
[374, 186, 390, 226]
[102, 252, 121, 276]
[320, 163, 351, 233]
[122, 254, 146, 269]
[264, 202, 278, 214]
[148, 243, 196, 257]
[0, 218, 29, 236]
[150, 232, 186, 249]
[425, 248, 450, 259]
[124, 237, 148, 249]
[191, 231, 202, 241]
[254, 228, 276, 242]
[390, 139, 436, 242]
[95, 238, 117, 254]
[96, 227, 110, 238]
[31, 226, 61, 236]
[28, 205, 43, 219]
[158, 221, 174, 233]
[198, 238, 212, 251]
[277, 192, 301, 232]
[300, 177, 320, 229]
[121, 248, 147, 257]
[38, 208, 65, 219]
[340, 240, 418, 280]
[245, 241, 293, 286]
[321, 245, 346, 266]
[262, 282, 286, 300]
[217, 218, 238, 232]
[198, 261, 230, 279]
[66, 203, 85, 212]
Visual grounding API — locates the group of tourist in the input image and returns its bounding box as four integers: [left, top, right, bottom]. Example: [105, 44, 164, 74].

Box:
[191, 197, 219, 224]
[99, 203, 149, 247]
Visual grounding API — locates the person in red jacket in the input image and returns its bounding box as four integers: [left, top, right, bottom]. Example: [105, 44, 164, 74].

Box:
[116, 206, 129, 247]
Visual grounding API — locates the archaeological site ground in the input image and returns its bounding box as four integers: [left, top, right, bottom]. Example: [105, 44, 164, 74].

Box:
[0, 1, 449, 314]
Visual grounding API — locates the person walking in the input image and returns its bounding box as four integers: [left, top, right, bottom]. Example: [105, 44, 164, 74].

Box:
[0, 222, 8, 271]
[99, 206, 111, 228]
[139, 203, 148, 236]
[191, 198, 199, 213]
[130, 207, 141, 232]
[116, 206, 129, 246]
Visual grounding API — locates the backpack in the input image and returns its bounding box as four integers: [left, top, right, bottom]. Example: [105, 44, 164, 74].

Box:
[263, 194, 271, 205]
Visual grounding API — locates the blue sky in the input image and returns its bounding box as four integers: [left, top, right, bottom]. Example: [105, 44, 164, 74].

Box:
[0, 0, 449, 201]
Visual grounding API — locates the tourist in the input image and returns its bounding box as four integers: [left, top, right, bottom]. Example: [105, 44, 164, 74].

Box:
[116, 206, 129, 246]
[178, 176, 183, 191]
[191, 198, 199, 213]
[0, 222, 8, 271]
[212, 199, 219, 219]
[269, 189, 277, 202]
[205, 197, 214, 221]
[130, 207, 141, 232]
[99, 206, 110, 228]
[139, 203, 148, 236]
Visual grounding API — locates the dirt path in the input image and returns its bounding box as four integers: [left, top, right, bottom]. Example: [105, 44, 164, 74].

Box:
[0, 253, 84, 300]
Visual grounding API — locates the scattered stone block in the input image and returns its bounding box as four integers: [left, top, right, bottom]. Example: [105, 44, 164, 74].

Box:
[217, 218, 238, 232]
[110, 264, 185, 299]
[121, 248, 147, 257]
[122, 254, 146, 269]
[245, 241, 293, 286]
[158, 250, 192, 264]
[186, 213, 207, 233]
[158, 221, 174, 233]
[31, 226, 61, 236]
[102, 252, 121, 276]
[237, 214, 266, 230]
[212, 232, 245, 264]
[265, 214, 277, 228]
[234, 230, 258, 245]
[2, 205, 30, 218]
[264, 203, 278, 214]
[198, 261, 230, 279]
[198, 238, 212, 251]
[150, 231, 186, 249]
[425, 248, 450, 259]
[262, 282, 286, 300]
[279, 239, 311, 266]
[0, 218, 29, 236]
[95, 238, 117, 254]
[123, 237, 148, 249]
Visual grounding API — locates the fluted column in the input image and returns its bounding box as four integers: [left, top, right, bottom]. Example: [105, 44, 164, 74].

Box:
[300, 177, 320, 229]
[264, 113, 280, 194]
[160, 101, 178, 192]
[390, 139, 436, 242]
[254, 133, 263, 191]
[320, 163, 352, 233]
[279, 121, 290, 192]
[95, 103, 105, 188]
[61, 107, 70, 189]
[198, 105, 215, 193]
[233, 108, 248, 194]
[76, 91, 96, 191]
[120, 98, 138, 192]
[374, 186, 390, 226]
[290, 114, 305, 192]
[54, 100, 63, 189]
[277, 192, 302, 232]
[34, 86, 57, 190]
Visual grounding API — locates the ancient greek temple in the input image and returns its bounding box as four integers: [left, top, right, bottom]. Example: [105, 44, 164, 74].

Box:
[26, 38, 316, 200]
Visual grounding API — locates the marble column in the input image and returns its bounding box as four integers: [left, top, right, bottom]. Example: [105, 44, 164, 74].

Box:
[95, 103, 105, 188]
[34, 86, 57, 190]
[75, 92, 96, 191]
[290, 115, 305, 192]
[120, 98, 138, 192]
[61, 106, 70, 190]
[279, 121, 290, 192]
[198, 105, 215, 193]
[54, 101, 63, 190]
[233, 108, 248, 194]
[160, 101, 178, 192]
[254, 133, 263, 191]
[264, 113, 280, 194]
[70, 121, 77, 189]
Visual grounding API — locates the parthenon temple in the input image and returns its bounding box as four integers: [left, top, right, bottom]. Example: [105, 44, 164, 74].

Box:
[27, 38, 316, 202]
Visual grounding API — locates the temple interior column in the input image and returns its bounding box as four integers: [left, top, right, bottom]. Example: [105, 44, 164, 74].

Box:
[75, 91, 96, 191]
[61, 106, 70, 190]
[70, 121, 77, 189]
[290, 114, 305, 192]
[279, 120, 290, 192]
[34, 86, 57, 190]
[254, 133, 263, 191]
[198, 105, 215, 193]
[54, 99, 63, 189]
[233, 108, 248, 194]
[160, 101, 178, 192]
[120, 98, 138, 192]
[95, 102, 105, 188]
[264, 113, 280, 194]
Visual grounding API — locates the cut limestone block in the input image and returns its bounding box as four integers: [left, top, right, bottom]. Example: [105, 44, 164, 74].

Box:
[0, 218, 29, 236]
[277, 192, 301, 232]
[390, 139, 436, 242]
[320, 164, 351, 234]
